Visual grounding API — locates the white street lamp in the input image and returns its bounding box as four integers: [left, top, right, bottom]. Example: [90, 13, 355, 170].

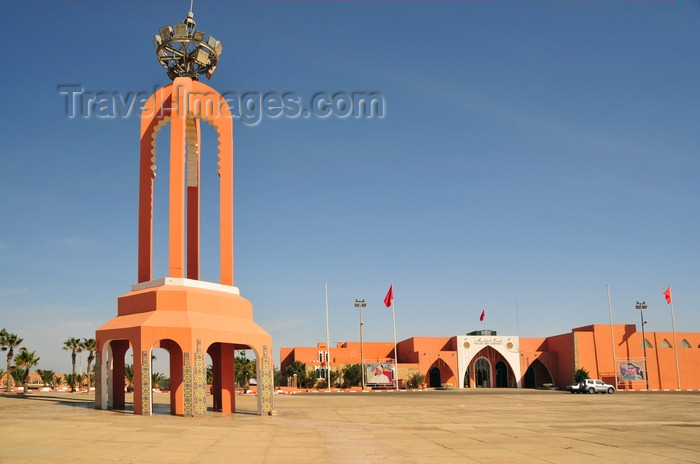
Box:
[636, 301, 650, 390]
[355, 299, 366, 390]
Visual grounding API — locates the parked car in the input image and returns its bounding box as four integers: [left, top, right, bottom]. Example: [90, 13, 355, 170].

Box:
[581, 379, 615, 394]
[567, 382, 586, 393]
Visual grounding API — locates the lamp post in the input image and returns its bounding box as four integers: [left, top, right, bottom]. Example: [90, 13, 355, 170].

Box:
[636, 301, 650, 390]
[355, 299, 366, 390]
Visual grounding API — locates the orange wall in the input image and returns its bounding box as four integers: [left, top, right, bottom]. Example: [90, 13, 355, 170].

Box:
[281, 325, 700, 390]
[409, 337, 458, 386]
[519, 336, 561, 387]
[280, 341, 395, 374]
[572, 325, 700, 390]
[541, 332, 573, 386]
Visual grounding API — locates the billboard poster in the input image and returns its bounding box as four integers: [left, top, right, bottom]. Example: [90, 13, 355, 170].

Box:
[619, 360, 644, 381]
[366, 363, 394, 385]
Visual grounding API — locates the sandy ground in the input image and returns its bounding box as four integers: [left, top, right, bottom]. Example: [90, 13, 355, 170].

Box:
[1, 389, 699, 463]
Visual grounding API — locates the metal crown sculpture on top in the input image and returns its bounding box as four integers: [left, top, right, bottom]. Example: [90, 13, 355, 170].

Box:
[153, 1, 222, 80]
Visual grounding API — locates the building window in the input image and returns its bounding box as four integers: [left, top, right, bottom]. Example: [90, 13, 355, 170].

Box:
[660, 339, 672, 348]
[680, 339, 691, 348]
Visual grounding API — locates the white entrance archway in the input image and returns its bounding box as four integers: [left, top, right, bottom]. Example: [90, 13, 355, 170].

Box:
[457, 335, 522, 388]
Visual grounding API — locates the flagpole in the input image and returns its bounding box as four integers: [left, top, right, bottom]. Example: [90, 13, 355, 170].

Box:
[325, 282, 331, 392]
[606, 284, 618, 388]
[391, 283, 398, 391]
[668, 285, 681, 390]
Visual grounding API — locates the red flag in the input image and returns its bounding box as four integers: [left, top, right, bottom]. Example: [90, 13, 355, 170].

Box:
[480, 309, 485, 321]
[384, 284, 393, 308]
[663, 286, 672, 304]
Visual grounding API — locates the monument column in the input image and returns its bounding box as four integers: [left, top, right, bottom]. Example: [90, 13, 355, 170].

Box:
[169, 79, 187, 279]
[95, 4, 274, 417]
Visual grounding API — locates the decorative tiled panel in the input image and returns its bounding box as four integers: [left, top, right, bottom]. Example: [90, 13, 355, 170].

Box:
[141, 351, 151, 415]
[183, 352, 192, 417]
[193, 340, 206, 416]
[94, 352, 102, 409]
[261, 345, 273, 415]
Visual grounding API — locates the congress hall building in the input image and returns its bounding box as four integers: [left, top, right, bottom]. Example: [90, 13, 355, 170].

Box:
[280, 324, 700, 391]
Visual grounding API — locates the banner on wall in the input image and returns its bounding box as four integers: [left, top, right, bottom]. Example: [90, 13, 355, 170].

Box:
[619, 360, 645, 381]
[366, 363, 394, 386]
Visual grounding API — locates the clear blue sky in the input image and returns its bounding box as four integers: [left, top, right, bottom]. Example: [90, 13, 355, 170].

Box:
[2, 1, 699, 374]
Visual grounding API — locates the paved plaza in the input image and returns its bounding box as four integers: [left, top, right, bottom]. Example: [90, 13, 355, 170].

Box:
[1, 389, 699, 463]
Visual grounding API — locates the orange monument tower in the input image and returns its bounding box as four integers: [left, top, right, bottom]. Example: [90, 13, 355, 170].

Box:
[95, 5, 274, 416]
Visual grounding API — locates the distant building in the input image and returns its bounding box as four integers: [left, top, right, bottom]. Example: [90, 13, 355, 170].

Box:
[280, 324, 700, 390]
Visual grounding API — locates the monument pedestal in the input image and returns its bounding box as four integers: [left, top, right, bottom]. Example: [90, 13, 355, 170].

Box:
[96, 278, 274, 416]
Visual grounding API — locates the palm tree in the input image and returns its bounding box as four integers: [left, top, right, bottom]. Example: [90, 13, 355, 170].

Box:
[1, 329, 24, 392]
[273, 367, 284, 388]
[285, 361, 308, 388]
[37, 369, 55, 387]
[85, 368, 95, 391]
[124, 363, 134, 392]
[407, 371, 426, 389]
[235, 352, 256, 390]
[62, 338, 83, 392]
[341, 364, 362, 387]
[10, 367, 25, 391]
[82, 338, 96, 389]
[206, 365, 214, 385]
[151, 372, 166, 390]
[14, 349, 40, 395]
[329, 368, 341, 388]
[573, 367, 590, 383]
[74, 373, 85, 390]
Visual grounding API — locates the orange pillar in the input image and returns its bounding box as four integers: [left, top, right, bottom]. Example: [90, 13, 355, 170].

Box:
[216, 98, 234, 286]
[208, 343, 236, 413]
[162, 339, 184, 415]
[111, 340, 129, 409]
[209, 345, 222, 411]
[169, 78, 188, 278]
[137, 86, 172, 283]
[186, 119, 201, 280]
[220, 345, 236, 413]
[138, 117, 157, 283]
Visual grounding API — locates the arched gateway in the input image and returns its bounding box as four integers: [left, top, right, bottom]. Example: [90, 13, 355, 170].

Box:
[523, 359, 554, 389]
[95, 9, 273, 416]
[457, 335, 522, 388]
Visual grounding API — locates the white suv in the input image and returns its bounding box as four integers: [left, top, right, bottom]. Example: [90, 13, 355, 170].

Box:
[582, 379, 615, 394]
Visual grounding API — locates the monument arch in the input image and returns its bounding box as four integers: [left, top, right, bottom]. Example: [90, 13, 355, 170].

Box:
[95, 8, 273, 416]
